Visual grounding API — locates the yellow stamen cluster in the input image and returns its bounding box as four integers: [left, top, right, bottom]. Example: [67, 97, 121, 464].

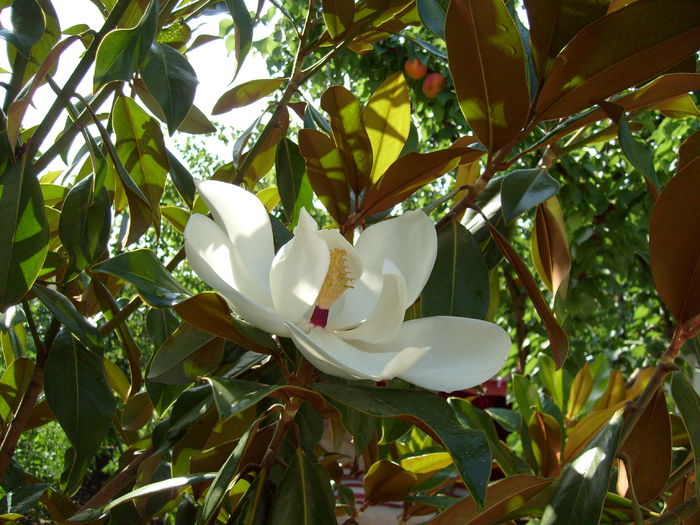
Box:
[315, 249, 353, 309]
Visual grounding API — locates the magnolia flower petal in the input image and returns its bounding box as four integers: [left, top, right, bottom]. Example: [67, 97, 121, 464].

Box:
[197, 181, 274, 294]
[324, 278, 377, 330]
[287, 324, 427, 381]
[356, 316, 511, 392]
[184, 214, 271, 305]
[354, 210, 437, 308]
[269, 210, 329, 322]
[184, 216, 288, 335]
[335, 263, 407, 344]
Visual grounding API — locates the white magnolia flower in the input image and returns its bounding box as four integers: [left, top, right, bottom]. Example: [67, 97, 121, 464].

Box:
[184, 181, 511, 392]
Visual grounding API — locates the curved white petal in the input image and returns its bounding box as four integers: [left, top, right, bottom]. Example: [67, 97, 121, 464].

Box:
[197, 181, 274, 294]
[269, 210, 329, 323]
[325, 278, 377, 330]
[184, 216, 288, 335]
[184, 214, 271, 305]
[354, 210, 437, 308]
[335, 263, 407, 344]
[355, 317, 511, 392]
[287, 324, 427, 381]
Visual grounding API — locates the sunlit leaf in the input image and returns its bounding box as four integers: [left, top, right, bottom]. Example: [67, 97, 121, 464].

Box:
[212, 78, 285, 115]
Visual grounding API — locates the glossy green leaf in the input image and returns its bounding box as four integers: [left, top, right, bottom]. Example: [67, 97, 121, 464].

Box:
[298, 128, 350, 224]
[322, 0, 355, 40]
[194, 426, 255, 524]
[141, 43, 198, 135]
[44, 331, 116, 495]
[450, 398, 526, 476]
[321, 86, 373, 193]
[0, 0, 44, 55]
[0, 483, 50, 517]
[166, 151, 196, 209]
[213, 78, 285, 115]
[0, 357, 33, 423]
[93, 0, 157, 89]
[363, 72, 411, 183]
[113, 95, 169, 243]
[524, 0, 610, 81]
[671, 372, 700, 502]
[541, 411, 624, 525]
[92, 249, 189, 307]
[535, 0, 700, 119]
[445, 0, 529, 152]
[58, 175, 111, 275]
[421, 221, 490, 319]
[314, 383, 491, 508]
[618, 116, 660, 193]
[267, 448, 336, 525]
[31, 284, 101, 350]
[148, 323, 224, 385]
[328, 399, 377, 455]
[225, 0, 253, 78]
[501, 168, 560, 223]
[229, 467, 272, 525]
[361, 147, 468, 218]
[145, 309, 185, 417]
[417, 0, 449, 40]
[275, 138, 312, 226]
[207, 378, 279, 421]
[0, 159, 49, 311]
[649, 162, 700, 323]
[40, 183, 67, 207]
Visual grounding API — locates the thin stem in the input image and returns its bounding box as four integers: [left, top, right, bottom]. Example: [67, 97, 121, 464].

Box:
[27, 0, 131, 160]
[648, 496, 699, 524]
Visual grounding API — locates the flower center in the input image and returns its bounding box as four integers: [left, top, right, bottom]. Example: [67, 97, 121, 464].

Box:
[310, 249, 353, 328]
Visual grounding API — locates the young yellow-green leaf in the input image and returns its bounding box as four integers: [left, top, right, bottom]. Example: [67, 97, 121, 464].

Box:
[363, 72, 411, 183]
[361, 147, 468, 217]
[161, 205, 189, 234]
[0, 159, 49, 311]
[322, 0, 355, 40]
[44, 331, 116, 495]
[321, 86, 374, 192]
[0, 357, 34, 423]
[566, 362, 593, 420]
[93, 0, 157, 90]
[445, 0, 529, 152]
[113, 95, 169, 240]
[140, 43, 199, 135]
[212, 78, 285, 115]
[243, 106, 289, 189]
[535, 0, 700, 120]
[524, 0, 610, 81]
[298, 128, 350, 224]
[92, 249, 190, 308]
[649, 162, 700, 323]
[528, 411, 562, 477]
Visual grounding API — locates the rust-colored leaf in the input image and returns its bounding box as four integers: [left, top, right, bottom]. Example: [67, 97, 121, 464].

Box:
[649, 162, 700, 323]
[524, 0, 609, 81]
[361, 147, 468, 218]
[364, 460, 418, 503]
[592, 369, 627, 410]
[298, 128, 351, 225]
[536, 0, 700, 120]
[618, 390, 671, 504]
[321, 86, 373, 192]
[679, 129, 700, 172]
[445, 0, 529, 152]
[173, 292, 273, 354]
[531, 197, 571, 299]
[212, 78, 286, 115]
[528, 411, 562, 477]
[486, 221, 568, 368]
[429, 475, 552, 525]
